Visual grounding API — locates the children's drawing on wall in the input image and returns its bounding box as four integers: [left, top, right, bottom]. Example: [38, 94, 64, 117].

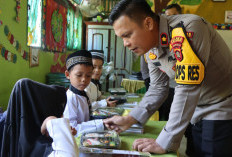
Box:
[225, 11, 232, 23]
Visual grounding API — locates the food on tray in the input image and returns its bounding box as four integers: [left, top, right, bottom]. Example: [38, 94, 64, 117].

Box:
[80, 131, 121, 149]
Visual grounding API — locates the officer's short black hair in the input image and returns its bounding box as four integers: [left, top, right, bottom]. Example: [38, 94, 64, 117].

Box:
[165, 4, 182, 14]
[109, 0, 159, 26]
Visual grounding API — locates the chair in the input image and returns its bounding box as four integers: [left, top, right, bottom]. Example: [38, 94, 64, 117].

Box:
[1, 78, 66, 157]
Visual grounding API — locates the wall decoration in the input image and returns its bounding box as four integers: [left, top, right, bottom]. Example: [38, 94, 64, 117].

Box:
[16, 0, 21, 22]
[0, 43, 17, 63]
[29, 47, 40, 67]
[50, 53, 67, 73]
[225, 11, 232, 23]
[27, 0, 42, 47]
[42, 0, 67, 52]
[167, 0, 203, 14]
[180, 0, 202, 5]
[4, 25, 29, 61]
[53, 52, 59, 62]
[213, 24, 232, 30]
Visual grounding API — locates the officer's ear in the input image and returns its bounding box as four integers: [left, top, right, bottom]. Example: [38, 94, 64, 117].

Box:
[144, 17, 154, 31]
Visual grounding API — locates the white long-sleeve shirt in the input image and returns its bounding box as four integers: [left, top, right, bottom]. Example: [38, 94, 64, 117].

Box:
[47, 118, 78, 157]
[85, 82, 107, 110]
[63, 89, 104, 137]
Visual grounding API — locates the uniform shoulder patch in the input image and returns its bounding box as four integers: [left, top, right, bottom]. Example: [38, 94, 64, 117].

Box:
[160, 33, 168, 46]
[170, 27, 205, 85]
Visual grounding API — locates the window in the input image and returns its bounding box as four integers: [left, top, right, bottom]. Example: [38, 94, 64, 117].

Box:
[27, 0, 42, 47]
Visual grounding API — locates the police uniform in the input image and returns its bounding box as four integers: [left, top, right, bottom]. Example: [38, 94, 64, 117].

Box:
[140, 54, 150, 80]
[129, 14, 232, 154]
[140, 54, 151, 91]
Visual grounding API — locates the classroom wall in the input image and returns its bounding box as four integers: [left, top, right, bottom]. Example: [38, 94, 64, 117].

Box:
[167, 0, 232, 24]
[0, 0, 72, 110]
[217, 30, 232, 51]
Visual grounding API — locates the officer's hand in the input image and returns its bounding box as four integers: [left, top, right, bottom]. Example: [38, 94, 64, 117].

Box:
[106, 97, 117, 107]
[133, 138, 167, 154]
[103, 115, 137, 133]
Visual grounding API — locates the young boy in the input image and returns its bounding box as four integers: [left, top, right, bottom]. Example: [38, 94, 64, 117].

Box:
[63, 50, 105, 137]
[85, 50, 117, 109]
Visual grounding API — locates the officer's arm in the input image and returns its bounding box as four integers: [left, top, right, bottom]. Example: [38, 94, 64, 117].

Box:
[129, 58, 169, 124]
[156, 19, 210, 151]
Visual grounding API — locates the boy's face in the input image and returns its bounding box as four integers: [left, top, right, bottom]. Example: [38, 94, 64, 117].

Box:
[65, 64, 93, 91]
[92, 58, 103, 80]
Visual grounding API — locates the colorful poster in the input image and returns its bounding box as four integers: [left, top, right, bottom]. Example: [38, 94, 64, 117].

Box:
[43, 0, 67, 52]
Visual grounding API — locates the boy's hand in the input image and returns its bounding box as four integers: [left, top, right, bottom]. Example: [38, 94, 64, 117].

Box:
[41, 116, 77, 137]
[41, 116, 57, 136]
[106, 97, 117, 107]
[71, 126, 77, 136]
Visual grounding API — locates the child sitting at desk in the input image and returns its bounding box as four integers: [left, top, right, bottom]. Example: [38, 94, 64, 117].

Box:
[85, 50, 117, 109]
[63, 50, 106, 137]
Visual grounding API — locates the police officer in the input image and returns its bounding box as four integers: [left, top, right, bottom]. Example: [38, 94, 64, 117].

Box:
[165, 3, 182, 15]
[103, 0, 232, 156]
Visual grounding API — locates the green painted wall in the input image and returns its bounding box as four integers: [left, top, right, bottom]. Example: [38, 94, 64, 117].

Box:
[0, 0, 71, 111]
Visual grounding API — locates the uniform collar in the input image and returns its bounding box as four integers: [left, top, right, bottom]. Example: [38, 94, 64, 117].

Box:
[159, 14, 171, 48]
[69, 85, 89, 100]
